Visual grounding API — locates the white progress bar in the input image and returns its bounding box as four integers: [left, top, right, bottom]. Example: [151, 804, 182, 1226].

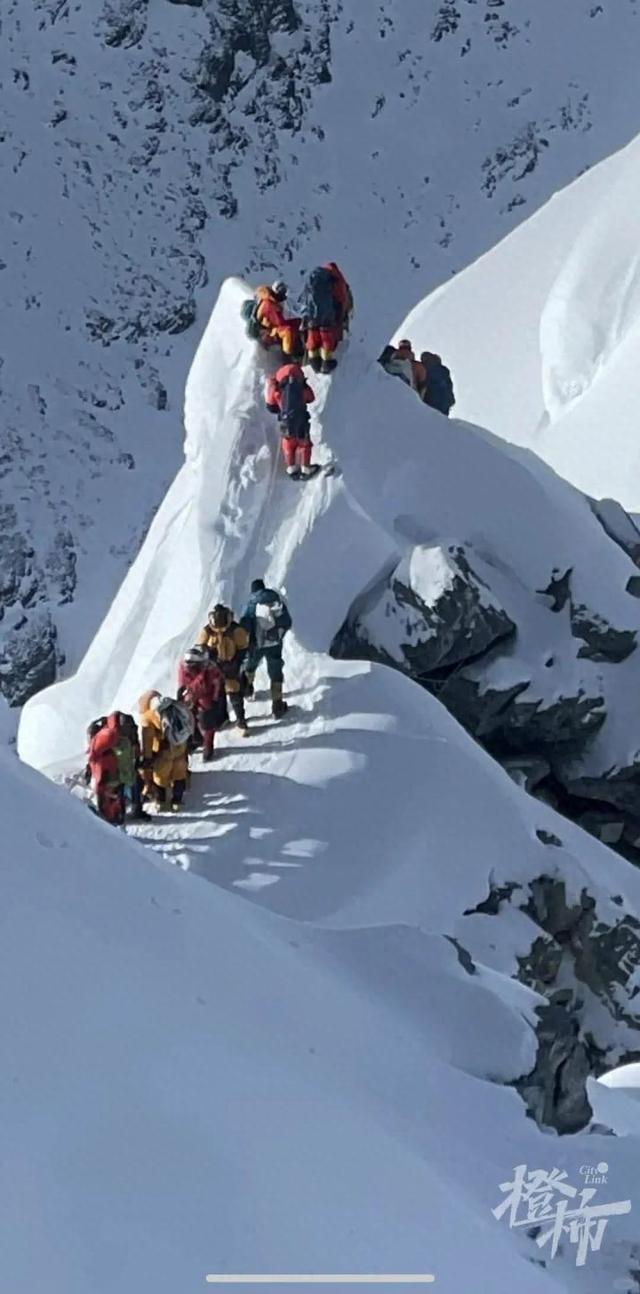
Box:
[206, 1278, 435, 1285]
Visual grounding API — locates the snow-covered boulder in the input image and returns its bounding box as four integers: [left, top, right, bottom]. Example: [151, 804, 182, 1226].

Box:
[332, 543, 515, 678]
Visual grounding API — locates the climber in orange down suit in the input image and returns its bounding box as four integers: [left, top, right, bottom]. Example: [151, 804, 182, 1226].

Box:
[265, 363, 317, 478]
[254, 281, 304, 359]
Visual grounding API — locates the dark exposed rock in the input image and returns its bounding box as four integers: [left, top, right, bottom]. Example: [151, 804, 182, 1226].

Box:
[155, 297, 197, 335]
[439, 672, 605, 749]
[445, 936, 476, 975]
[0, 507, 37, 606]
[519, 933, 563, 987]
[518, 875, 640, 1031]
[576, 810, 625, 848]
[0, 610, 58, 706]
[560, 761, 640, 816]
[463, 879, 522, 916]
[574, 912, 640, 1021]
[331, 544, 516, 680]
[100, 0, 149, 49]
[44, 529, 77, 606]
[523, 875, 595, 940]
[589, 496, 640, 565]
[0, 505, 64, 704]
[502, 757, 551, 792]
[570, 601, 636, 662]
[627, 576, 640, 598]
[515, 1003, 592, 1134]
[482, 121, 550, 200]
[536, 828, 563, 847]
[536, 566, 572, 612]
[432, 3, 461, 41]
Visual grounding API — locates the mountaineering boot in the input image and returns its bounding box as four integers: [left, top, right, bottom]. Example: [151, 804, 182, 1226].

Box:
[230, 695, 249, 735]
[271, 681, 288, 720]
[286, 464, 300, 479]
[300, 464, 321, 480]
[171, 779, 186, 811]
[308, 355, 322, 373]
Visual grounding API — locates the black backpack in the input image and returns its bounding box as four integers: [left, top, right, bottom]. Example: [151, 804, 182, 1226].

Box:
[241, 297, 262, 341]
[278, 375, 307, 431]
[302, 267, 337, 327]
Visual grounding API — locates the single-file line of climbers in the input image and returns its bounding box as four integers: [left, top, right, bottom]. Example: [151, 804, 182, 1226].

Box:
[84, 580, 292, 825]
[84, 262, 456, 826]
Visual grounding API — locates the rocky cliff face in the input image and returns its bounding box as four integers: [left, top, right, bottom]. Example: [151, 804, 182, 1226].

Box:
[331, 506, 640, 870]
[457, 847, 640, 1134]
[3, 0, 640, 703]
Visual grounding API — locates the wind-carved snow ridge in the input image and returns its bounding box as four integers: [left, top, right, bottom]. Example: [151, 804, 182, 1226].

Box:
[17, 277, 382, 771]
[15, 268, 640, 1274]
[402, 127, 640, 511]
[541, 147, 640, 422]
[5, 0, 640, 705]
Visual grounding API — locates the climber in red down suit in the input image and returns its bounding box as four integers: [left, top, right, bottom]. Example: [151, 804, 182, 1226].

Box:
[265, 363, 318, 479]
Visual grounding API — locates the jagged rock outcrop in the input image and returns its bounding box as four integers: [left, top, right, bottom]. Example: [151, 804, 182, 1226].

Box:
[502, 756, 551, 792]
[515, 1002, 592, 1134]
[518, 874, 640, 1036]
[570, 601, 636, 662]
[536, 566, 572, 613]
[589, 497, 640, 566]
[331, 544, 516, 678]
[438, 672, 605, 750]
[0, 610, 58, 707]
[559, 760, 640, 817]
[4, 0, 640, 710]
[0, 509, 70, 706]
[464, 870, 640, 1132]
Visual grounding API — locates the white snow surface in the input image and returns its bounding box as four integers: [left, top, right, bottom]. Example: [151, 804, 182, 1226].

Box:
[590, 1065, 640, 1136]
[12, 276, 640, 1288]
[6, 649, 640, 1292]
[5, 0, 640, 683]
[401, 129, 640, 510]
[20, 272, 640, 791]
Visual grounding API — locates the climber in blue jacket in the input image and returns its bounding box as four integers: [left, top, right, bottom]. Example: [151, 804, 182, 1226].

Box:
[240, 579, 292, 719]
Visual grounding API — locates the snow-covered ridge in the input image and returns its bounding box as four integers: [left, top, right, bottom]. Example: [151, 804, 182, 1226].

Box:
[401, 127, 640, 510]
[9, 355, 640, 1285]
[17, 269, 640, 1069]
[6, 717, 640, 1291]
[4, 0, 640, 703]
[12, 277, 640, 1290]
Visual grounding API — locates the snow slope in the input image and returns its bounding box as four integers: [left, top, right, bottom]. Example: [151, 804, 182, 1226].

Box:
[401, 128, 640, 509]
[20, 273, 640, 811]
[7, 627, 640, 1292]
[17, 271, 640, 1053]
[14, 290, 640, 1291]
[5, 0, 640, 699]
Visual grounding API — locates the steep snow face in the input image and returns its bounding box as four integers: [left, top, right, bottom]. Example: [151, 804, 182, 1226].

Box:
[6, 639, 640, 1290]
[19, 273, 640, 819]
[401, 128, 640, 509]
[16, 277, 381, 769]
[4, 1, 640, 702]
